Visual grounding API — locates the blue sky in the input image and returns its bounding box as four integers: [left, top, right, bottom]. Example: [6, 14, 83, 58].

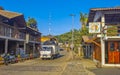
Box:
[0, 0, 120, 35]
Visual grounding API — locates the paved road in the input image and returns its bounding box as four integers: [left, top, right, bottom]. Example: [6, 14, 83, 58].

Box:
[61, 61, 88, 75]
[0, 50, 88, 75]
[89, 68, 120, 75]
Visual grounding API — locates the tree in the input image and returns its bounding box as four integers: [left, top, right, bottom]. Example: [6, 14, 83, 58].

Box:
[80, 12, 88, 29]
[107, 26, 118, 36]
[55, 13, 90, 53]
[26, 17, 38, 30]
[0, 6, 4, 10]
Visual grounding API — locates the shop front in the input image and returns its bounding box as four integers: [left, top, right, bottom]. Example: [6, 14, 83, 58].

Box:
[104, 37, 120, 65]
[87, 7, 120, 67]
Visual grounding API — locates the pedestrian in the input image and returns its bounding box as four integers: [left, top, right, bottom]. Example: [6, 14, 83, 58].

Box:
[66, 43, 69, 52]
[70, 44, 74, 51]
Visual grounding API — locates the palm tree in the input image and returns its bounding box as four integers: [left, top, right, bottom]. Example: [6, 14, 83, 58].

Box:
[80, 12, 88, 29]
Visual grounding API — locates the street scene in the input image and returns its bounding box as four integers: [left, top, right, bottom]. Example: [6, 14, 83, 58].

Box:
[0, 50, 88, 75]
[1, 0, 120, 75]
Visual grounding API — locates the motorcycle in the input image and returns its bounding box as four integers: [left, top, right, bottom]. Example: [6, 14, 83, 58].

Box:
[2, 53, 10, 65]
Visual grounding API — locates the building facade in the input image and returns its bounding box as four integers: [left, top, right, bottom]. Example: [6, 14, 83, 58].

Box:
[85, 7, 120, 67]
[0, 9, 41, 57]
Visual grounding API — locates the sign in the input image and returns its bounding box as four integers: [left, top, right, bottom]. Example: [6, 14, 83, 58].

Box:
[89, 22, 101, 33]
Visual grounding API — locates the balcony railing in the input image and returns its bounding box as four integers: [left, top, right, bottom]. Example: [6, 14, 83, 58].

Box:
[0, 22, 25, 40]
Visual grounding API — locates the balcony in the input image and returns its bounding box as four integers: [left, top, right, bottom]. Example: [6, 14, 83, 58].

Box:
[0, 22, 25, 40]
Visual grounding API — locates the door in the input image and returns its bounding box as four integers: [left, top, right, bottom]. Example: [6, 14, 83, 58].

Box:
[108, 42, 120, 64]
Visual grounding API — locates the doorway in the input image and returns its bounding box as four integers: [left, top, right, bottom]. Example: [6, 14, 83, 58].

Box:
[108, 41, 120, 64]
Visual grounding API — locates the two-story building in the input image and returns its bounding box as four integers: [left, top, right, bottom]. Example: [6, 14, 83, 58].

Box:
[0, 9, 41, 57]
[83, 7, 120, 67]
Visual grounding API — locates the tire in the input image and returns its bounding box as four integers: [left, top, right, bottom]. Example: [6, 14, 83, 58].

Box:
[4, 60, 8, 66]
[51, 56, 54, 60]
[42, 58, 44, 60]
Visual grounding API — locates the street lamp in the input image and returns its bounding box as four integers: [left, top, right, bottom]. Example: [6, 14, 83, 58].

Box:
[70, 14, 75, 60]
[70, 14, 75, 50]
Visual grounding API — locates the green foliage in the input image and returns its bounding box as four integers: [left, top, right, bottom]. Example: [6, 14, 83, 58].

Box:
[80, 12, 88, 28]
[55, 31, 72, 43]
[107, 26, 118, 36]
[55, 27, 91, 53]
[55, 12, 91, 53]
[26, 17, 38, 30]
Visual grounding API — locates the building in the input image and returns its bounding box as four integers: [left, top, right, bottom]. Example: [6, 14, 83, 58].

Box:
[0, 9, 41, 57]
[84, 7, 120, 67]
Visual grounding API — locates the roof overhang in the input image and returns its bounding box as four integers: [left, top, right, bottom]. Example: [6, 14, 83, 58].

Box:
[88, 7, 120, 25]
[82, 36, 90, 42]
[82, 35, 101, 47]
[0, 10, 22, 19]
[26, 26, 41, 35]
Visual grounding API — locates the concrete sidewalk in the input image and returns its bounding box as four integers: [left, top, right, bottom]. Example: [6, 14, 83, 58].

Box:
[71, 52, 97, 75]
[80, 58, 97, 69]
[79, 58, 97, 75]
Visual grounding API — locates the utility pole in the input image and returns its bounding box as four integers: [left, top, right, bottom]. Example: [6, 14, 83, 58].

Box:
[70, 14, 75, 59]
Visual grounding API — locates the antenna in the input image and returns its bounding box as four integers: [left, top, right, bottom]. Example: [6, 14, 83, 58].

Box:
[48, 13, 52, 35]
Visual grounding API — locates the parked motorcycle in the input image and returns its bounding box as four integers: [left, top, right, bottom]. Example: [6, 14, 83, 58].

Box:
[2, 53, 10, 65]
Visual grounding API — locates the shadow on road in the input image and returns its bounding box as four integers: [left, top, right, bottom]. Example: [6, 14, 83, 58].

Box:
[57, 54, 64, 58]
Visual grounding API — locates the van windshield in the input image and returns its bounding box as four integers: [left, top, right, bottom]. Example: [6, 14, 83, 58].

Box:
[42, 47, 53, 51]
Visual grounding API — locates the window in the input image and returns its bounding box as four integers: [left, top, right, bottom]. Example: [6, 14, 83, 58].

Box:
[42, 47, 53, 51]
[110, 42, 114, 51]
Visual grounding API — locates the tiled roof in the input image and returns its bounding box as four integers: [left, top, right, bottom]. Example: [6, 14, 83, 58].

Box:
[0, 10, 22, 19]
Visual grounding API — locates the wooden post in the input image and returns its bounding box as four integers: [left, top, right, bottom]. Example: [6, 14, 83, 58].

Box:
[101, 14, 105, 67]
[85, 45, 87, 58]
[24, 42, 26, 54]
[5, 39, 8, 53]
[33, 43, 35, 54]
[78, 47, 80, 56]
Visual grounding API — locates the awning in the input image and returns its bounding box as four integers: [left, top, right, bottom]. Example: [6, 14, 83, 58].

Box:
[82, 35, 101, 47]
[82, 36, 91, 43]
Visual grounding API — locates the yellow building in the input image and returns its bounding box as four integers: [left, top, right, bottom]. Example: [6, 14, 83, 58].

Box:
[41, 37, 50, 42]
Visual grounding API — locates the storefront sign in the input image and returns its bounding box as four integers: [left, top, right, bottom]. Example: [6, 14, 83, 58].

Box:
[89, 22, 101, 33]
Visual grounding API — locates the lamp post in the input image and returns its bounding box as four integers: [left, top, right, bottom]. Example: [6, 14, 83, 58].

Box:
[70, 14, 75, 50]
[70, 14, 75, 59]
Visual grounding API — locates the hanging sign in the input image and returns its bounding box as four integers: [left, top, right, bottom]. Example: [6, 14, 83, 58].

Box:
[89, 22, 101, 33]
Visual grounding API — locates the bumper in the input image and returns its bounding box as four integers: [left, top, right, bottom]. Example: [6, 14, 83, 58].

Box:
[40, 55, 51, 58]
